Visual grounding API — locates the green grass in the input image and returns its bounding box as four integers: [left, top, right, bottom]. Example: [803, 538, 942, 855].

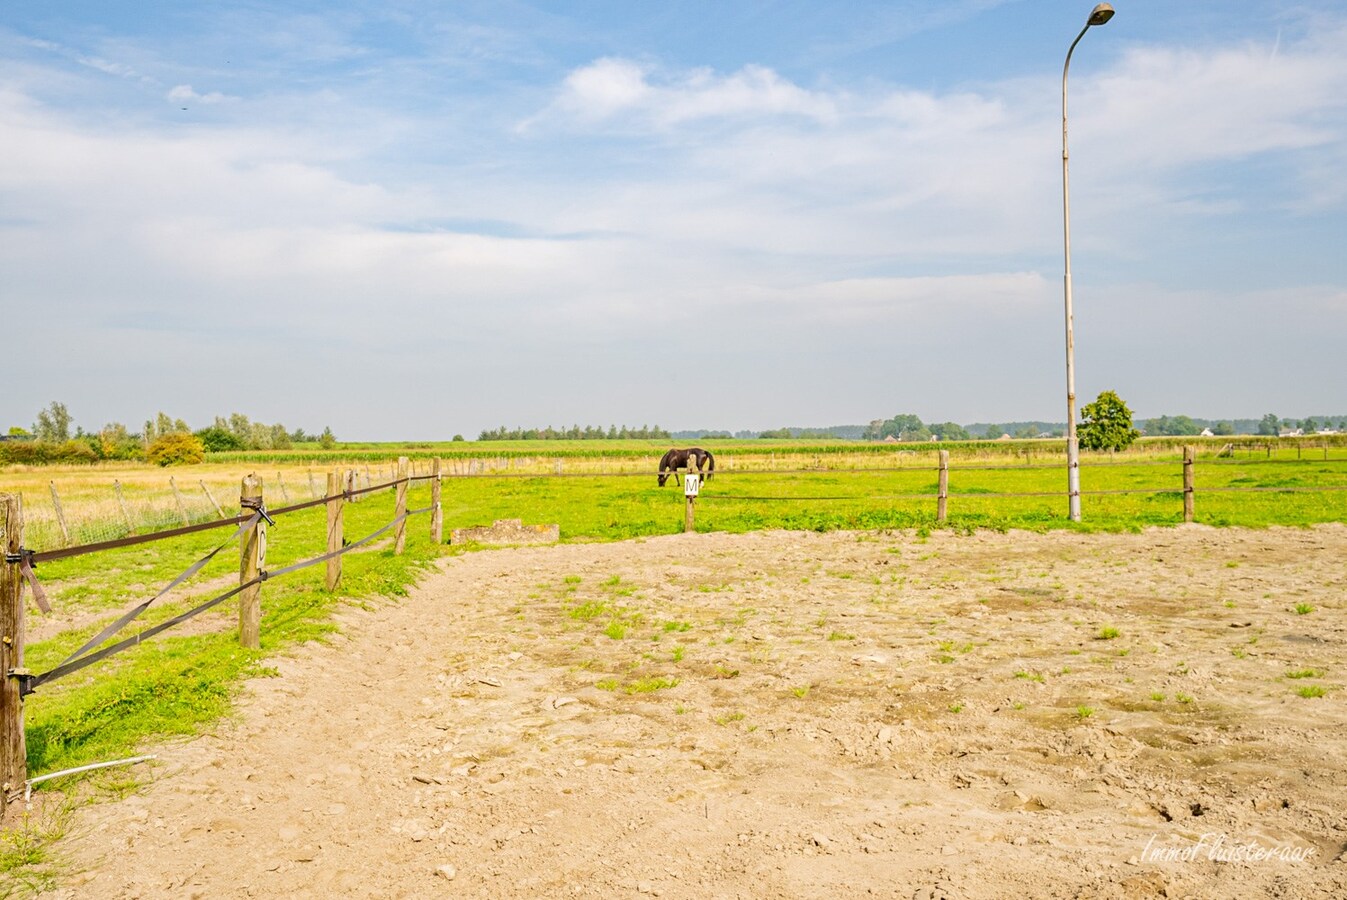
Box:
[1096, 626, 1120, 640]
[1296, 685, 1326, 698]
[1286, 668, 1323, 679]
[22, 487, 442, 781]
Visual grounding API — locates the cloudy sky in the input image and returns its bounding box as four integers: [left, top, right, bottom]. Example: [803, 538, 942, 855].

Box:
[3, 1, 1344, 439]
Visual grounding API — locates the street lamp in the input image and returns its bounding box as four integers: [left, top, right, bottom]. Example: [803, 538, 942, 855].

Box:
[1061, 2, 1114, 523]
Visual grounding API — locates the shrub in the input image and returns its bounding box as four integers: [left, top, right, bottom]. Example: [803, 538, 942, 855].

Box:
[195, 427, 247, 452]
[146, 432, 206, 466]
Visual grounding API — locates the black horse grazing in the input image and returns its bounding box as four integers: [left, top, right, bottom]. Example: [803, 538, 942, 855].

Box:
[658, 447, 715, 487]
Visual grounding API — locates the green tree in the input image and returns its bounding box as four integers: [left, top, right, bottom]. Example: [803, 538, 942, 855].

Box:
[931, 422, 969, 441]
[1302, 418, 1318, 433]
[196, 427, 246, 452]
[1256, 413, 1280, 436]
[1077, 390, 1140, 451]
[1211, 421, 1235, 436]
[34, 401, 72, 442]
[319, 427, 337, 449]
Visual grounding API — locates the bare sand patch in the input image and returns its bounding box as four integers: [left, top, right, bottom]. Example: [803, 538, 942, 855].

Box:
[45, 526, 1347, 899]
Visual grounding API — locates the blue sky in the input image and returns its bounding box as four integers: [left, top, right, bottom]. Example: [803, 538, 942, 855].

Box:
[3, 1, 1344, 439]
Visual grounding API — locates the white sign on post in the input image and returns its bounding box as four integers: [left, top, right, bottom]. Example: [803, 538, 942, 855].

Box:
[684, 473, 700, 498]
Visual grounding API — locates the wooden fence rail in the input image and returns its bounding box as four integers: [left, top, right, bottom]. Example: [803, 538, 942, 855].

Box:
[0, 461, 445, 815]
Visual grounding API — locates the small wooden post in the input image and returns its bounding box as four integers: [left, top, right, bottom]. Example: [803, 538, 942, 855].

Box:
[48, 481, 70, 546]
[683, 465, 698, 534]
[1182, 446, 1195, 524]
[325, 471, 343, 591]
[1, 494, 28, 813]
[394, 457, 409, 555]
[199, 480, 226, 519]
[345, 468, 358, 502]
[308, 469, 319, 499]
[937, 450, 949, 524]
[239, 475, 264, 650]
[276, 472, 290, 503]
[114, 480, 135, 533]
[169, 476, 190, 526]
[430, 458, 443, 544]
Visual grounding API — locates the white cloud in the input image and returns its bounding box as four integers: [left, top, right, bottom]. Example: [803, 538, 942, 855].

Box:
[167, 84, 237, 105]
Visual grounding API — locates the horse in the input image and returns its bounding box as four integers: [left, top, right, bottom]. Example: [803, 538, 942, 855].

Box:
[658, 447, 715, 487]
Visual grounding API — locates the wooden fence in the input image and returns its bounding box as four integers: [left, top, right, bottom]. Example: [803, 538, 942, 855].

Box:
[0, 457, 441, 813]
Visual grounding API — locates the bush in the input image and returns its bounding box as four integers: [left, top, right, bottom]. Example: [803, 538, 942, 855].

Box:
[146, 433, 206, 466]
[195, 427, 247, 452]
[0, 439, 98, 465]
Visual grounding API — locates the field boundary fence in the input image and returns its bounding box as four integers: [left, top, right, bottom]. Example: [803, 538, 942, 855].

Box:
[0, 457, 442, 812]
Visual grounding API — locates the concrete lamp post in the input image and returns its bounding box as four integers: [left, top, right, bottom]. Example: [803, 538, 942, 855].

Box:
[1061, 2, 1115, 522]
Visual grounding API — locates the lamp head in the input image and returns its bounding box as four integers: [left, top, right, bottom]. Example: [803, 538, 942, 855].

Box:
[1087, 3, 1115, 26]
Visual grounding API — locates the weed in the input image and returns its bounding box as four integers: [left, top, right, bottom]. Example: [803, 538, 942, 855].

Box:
[791, 685, 811, 698]
[603, 621, 627, 640]
[1096, 626, 1120, 640]
[1294, 603, 1314, 615]
[714, 711, 746, 726]
[827, 631, 855, 642]
[1285, 668, 1322, 679]
[1150, 692, 1165, 702]
[671, 646, 686, 663]
[948, 703, 963, 713]
[1296, 685, 1326, 698]
[1014, 671, 1045, 683]
[625, 677, 679, 694]
[1176, 693, 1194, 704]
[595, 678, 620, 691]
[1076, 706, 1094, 719]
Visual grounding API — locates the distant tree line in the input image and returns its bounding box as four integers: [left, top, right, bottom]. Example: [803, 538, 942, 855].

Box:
[477, 425, 671, 441]
[2, 401, 335, 465]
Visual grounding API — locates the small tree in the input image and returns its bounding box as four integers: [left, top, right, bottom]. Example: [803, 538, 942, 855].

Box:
[146, 432, 206, 466]
[319, 427, 337, 450]
[1256, 413, 1280, 436]
[1077, 390, 1140, 451]
[34, 401, 73, 442]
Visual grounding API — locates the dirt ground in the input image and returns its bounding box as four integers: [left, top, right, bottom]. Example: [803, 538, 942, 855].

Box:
[28, 525, 1347, 898]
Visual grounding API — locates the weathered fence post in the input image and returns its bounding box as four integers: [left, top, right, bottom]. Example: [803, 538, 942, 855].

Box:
[394, 457, 409, 555]
[200, 480, 226, 519]
[169, 476, 190, 526]
[276, 472, 290, 504]
[937, 450, 949, 524]
[431, 458, 443, 545]
[114, 480, 135, 533]
[345, 468, 358, 503]
[48, 481, 70, 546]
[239, 475, 264, 650]
[1182, 446, 1195, 524]
[326, 470, 343, 591]
[1, 494, 28, 814]
[308, 469, 319, 499]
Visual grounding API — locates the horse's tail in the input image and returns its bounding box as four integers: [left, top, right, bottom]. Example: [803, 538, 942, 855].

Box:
[704, 450, 715, 481]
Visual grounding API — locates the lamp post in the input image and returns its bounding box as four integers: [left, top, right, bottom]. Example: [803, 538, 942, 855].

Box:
[1061, 2, 1114, 523]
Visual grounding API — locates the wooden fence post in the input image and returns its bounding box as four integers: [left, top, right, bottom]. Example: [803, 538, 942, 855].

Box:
[199, 480, 226, 519]
[937, 450, 949, 524]
[1183, 446, 1195, 524]
[326, 471, 343, 591]
[239, 475, 264, 650]
[48, 481, 70, 547]
[276, 472, 290, 504]
[114, 480, 135, 533]
[1, 494, 28, 813]
[308, 469, 319, 499]
[169, 476, 190, 526]
[431, 458, 443, 545]
[684, 465, 698, 534]
[394, 457, 409, 555]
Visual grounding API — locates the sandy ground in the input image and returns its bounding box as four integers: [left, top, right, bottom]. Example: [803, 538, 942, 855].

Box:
[25, 525, 1347, 899]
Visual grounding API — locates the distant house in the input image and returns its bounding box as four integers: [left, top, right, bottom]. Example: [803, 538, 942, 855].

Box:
[1200, 428, 1214, 437]
[1279, 428, 1304, 438]
[996, 433, 1012, 441]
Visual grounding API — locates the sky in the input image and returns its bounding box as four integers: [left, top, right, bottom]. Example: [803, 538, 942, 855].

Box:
[3, 1, 1345, 440]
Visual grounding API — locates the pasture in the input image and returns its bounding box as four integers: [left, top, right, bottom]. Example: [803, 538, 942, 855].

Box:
[2, 440, 1345, 895]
